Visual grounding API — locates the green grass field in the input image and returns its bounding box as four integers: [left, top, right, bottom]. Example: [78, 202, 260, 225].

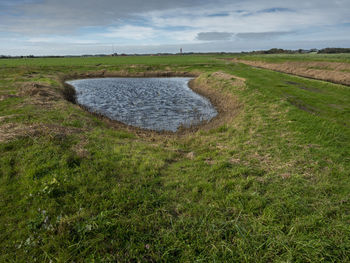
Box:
[1, 54, 350, 262]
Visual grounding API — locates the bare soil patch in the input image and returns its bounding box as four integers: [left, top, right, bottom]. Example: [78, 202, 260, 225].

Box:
[230, 59, 350, 86]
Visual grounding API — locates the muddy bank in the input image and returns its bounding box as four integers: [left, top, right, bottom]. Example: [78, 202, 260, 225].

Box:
[189, 72, 243, 130]
[230, 59, 350, 86]
[61, 70, 198, 83]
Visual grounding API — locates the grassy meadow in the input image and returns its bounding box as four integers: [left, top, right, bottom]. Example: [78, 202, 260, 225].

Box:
[0, 54, 350, 262]
[223, 52, 350, 63]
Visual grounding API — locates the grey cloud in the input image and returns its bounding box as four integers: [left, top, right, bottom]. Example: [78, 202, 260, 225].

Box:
[258, 8, 294, 13]
[197, 31, 292, 41]
[242, 7, 294, 17]
[236, 31, 292, 40]
[196, 32, 234, 41]
[207, 12, 230, 17]
[1, 0, 349, 36]
[0, 0, 213, 34]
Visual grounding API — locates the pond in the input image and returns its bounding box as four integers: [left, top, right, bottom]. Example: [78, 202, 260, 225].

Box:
[66, 77, 217, 132]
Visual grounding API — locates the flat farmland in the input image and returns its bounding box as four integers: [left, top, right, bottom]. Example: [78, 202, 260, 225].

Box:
[0, 54, 349, 262]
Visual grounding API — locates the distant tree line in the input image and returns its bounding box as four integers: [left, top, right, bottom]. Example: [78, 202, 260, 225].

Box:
[317, 48, 350, 54]
[1, 48, 349, 58]
[241, 48, 350, 55]
[241, 48, 318, 55]
[0, 55, 62, 59]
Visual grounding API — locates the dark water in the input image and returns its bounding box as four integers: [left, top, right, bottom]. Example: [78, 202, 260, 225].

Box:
[66, 77, 217, 132]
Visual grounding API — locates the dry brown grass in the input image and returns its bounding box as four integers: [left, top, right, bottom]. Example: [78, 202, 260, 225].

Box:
[232, 59, 350, 86]
[211, 71, 246, 87]
[0, 82, 86, 142]
[18, 82, 62, 99]
[188, 72, 244, 131]
[0, 94, 18, 101]
[0, 122, 85, 143]
[15, 82, 64, 108]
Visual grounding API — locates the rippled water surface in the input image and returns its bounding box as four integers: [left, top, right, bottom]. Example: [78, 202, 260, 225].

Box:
[67, 78, 217, 132]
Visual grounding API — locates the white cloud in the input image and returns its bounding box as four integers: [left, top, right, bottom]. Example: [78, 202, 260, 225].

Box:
[27, 36, 99, 44]
[101, 25, 157, 41]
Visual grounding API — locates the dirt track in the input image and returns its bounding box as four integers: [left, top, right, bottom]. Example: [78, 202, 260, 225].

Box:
[231, 59, 350, 86]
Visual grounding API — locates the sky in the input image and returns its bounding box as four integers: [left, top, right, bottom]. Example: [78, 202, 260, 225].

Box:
[0, 0, 349, 55]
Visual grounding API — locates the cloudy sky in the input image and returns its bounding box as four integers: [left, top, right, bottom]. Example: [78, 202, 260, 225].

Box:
[0, 0, 349, 55]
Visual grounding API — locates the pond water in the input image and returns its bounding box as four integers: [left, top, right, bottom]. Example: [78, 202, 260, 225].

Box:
[66, 77, 217, 132]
